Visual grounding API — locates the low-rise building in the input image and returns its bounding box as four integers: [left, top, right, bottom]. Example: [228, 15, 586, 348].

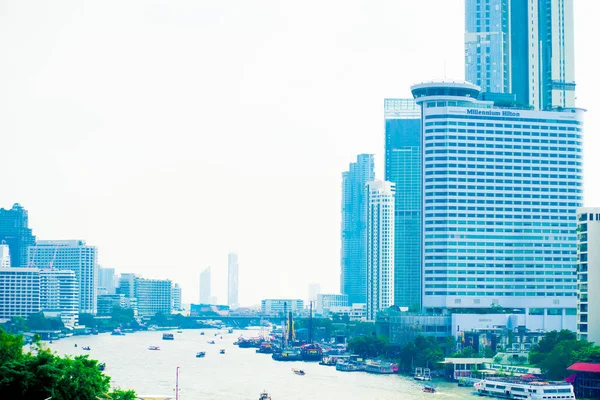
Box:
[328, 303, 367, 321]
[567, 362, 600, 399]
[260, 299, 304, 316]
[316, 294, 348, 315]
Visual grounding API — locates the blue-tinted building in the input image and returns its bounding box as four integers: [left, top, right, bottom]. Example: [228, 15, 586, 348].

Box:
[384, 99, 422, 309]
[0, 203, 36, 267]
[341, 154, 375, 305]
[411, 81, 583, 318]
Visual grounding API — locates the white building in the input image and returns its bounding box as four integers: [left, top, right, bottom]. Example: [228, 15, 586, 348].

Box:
[329, 303, 367, 321]
[98, 267, 116, 295]
[135, 277, 172, 316]
[366, 180, 395, 320]
[577, 207, 600, 343]
[0, 243, 10, 268]
[316, 293, 348, 315]
[0, 268, 40, 319]
[199, 266, 211, 304]
[261, 299, 304, 316]
[308, 283, 321, 305]
[39, 269, 78, 327]
[28, 240, 98, 314]
[172, 282, 182, 312]
[228, 253, 239, 309]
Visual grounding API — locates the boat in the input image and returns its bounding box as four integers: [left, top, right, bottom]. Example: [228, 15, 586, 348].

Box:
[458, 377, 481, 387]
[259, 390, 271, 400]
[111, 329, 125, 336]
[219, 349, 225, 354]
[149, 346, 161, 350]
[177, 330, 183, 333]
[300, 343, 323, 361]
[82, 346, 91, 351]
[335, 360, 365, 372]
[422, 384, 436, 393]
[474, 378, 576, 399]
[272, 349, 302, 361]
[414, 367, 432, 381]
[196, 351, 206, 358]
[200, 332, 205, 336]
[162, 333, 174, 340]
[256, 342, 274, 354]
[98, 362, 106, 371]
[228, 329, 234, 334]
[207, 340, 215, 344]
[291, 368, 305, 376]
[364, 360, 398, 374]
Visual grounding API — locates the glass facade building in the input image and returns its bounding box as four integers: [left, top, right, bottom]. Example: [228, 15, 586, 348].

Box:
[384, 99, 422, 309]
[341, 154, 375, 305]
[0, 203, 36, 267]
[411, 81, 583, 313]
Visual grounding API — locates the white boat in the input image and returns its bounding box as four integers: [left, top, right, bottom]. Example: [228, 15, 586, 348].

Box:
[474, 378, 576, 399]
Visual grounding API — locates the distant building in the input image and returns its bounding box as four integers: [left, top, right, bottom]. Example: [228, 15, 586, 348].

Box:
[98, 267, 116, 295]
[328, 303, 367, 321]
[0, 243, 10, 268]
[190, 303, 230, 317]
[261, 299, 304, 316]
[0, 267, 40, 319]
[316, 294, 348, 315]
[341, 154, 375, 305]
[97, 294, 126, 316]
[135, 277, 172, 316]
[39, 269, 78, 327]
[228, 253, 239, 309]
[28, 240, 98, 314]
[366, 180, 395, 321]
[172, 283, 182, 312]
[117, 273, 136, 298]
[199, 267, 211, 304]
[308, 283, 321, 307]
[0, 203, 36, 267]
[577, 207, 600, 344]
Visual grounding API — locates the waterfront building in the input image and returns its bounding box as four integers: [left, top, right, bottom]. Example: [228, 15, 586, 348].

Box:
[39, 269, 78, 327]
[98, 267, 116, 295]
[260, 299, 304, 316]
[134, 277, 172, 316]
[97, 293, 126, 316]
[0, 243, 10, 268]
[316, 293, 348, 315]
[117, 273, 136, 298]
[199, 266, 211, 304]
[341, 154, 375, 305]
[384, 98, 422, 309]
[465, 0, 576, 110]
[0, 267, 40, 319]
[366, 180, 395, 321]
[172, 282, 182, 312]
[228, 253, 239, 309]
[0, 203, 36, 267]
[411, 81, 583, 322]
[576, 207, 600, 343]
[28, 240, 98, 314]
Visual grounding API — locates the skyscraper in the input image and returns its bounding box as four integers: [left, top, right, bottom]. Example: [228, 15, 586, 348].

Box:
[366, 180, 395, 320]
[228, 253, 239, 309]
[0, 203, 36, 267]
[98, 267, 116, 295]
[199, 266, 211, 304]
[28, 240, 98, 314]
[134, 277, 172, 316]
[0, 243, 10, 268]
[412, 81, 583, 317]
[576, 208, 600, 344]
[341, 154, 375, 305]
[384, 99, 422, 309]
[172, 283, 182, 312]
[40, 269, 78, 327]
[465, 0, 576, 110]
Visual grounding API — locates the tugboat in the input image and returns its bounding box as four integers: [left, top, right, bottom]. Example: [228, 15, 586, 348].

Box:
[272, 349, 302, 361]
[219, 349, 226, 354]
[292, 368, 306, 376]
[422, 384, 436, 393]
[196, 351, 206, 358]
[259, 390, 271, 400]
[162, 333, 174, 340]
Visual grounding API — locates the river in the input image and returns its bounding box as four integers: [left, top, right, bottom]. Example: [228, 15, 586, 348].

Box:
[44, 329, 479, 400]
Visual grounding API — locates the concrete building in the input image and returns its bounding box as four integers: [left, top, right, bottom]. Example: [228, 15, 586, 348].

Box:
[28, 240, 98, 314]
[576, 207, 600, 343]
[228, 253, 239, 309]
[384, 98, 422, 310]
[97, 294, 126, 316]
[261, 299, 304, 316]
[412, 82, 583, 324]
[316, 294, 348, 315]
[0, 243, 10, 268]
[341, 154, 375, 305]
[465, 0, 576, 110]
[39, 269, 78, 327]
[366, 180, 395, 320]
[117, 273, 136, 298]
[0, 268, 40, 319]
[172, 283, 182, 312]
[98, 267, 116, 295]
[328, 303, 367, 321]
[200, 266, 211, 304]
[0, 203, 36, 267]
[135, 277, 172, 316]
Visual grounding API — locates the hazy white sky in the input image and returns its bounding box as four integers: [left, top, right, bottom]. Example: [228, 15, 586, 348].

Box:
[1, 0, 598, 306]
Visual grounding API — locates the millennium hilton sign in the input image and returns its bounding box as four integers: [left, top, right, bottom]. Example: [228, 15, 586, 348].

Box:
[466, 109, 521, 117]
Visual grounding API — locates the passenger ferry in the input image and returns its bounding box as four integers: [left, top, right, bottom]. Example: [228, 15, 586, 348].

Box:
[335, 360, 365, 372]
[364, 360, 398, 374]
[162, 333, 174, 340]
[474, 378, 576, 399]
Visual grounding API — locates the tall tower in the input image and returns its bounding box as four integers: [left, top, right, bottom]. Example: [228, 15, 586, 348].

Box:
[366, 180, 395, 321]
[341, 154, 375, 305]
[199, 266, 211, 304]
[0, 203, 36, 267]
[465, 0, 576, 110]
[228, 253, 239, 309]
[384, 99, 422, 309]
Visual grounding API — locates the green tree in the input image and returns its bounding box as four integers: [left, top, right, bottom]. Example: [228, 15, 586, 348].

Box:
[347, 335, 388, 358]
[0, 328, 24, 364]
[529, 330, 576, 365]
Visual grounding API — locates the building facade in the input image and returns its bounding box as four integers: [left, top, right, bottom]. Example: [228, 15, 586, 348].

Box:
[228, 253, 239, 309]
[384, 98, 422, 309]
[0, 203, 36, 267]
[0, 267, 40, 319]
[366, 180, 395, 320]
[412, 82, 582, 319]
[0, 243, 10, 268]
[465, 0, 576, 110]
[98, 267, 116, 295]
[135, 277, 172, 316]
[39, 269, 79, 327]
[316, 293, 348, 315]
[260, 299, 304, 316]
[28, 240, 98, 314]
[97, 294, 127, 316]
[200, 266, 211, 304]
[341, 154, 375, 305]
[172, 283, 182, 312]
[117, 273, 136, 298]
[576, 208, 600, 344]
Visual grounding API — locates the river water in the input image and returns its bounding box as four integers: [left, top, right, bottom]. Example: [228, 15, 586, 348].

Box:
[45, 329, 479, 400]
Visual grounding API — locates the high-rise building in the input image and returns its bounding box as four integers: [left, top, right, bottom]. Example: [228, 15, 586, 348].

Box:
[28, 240, 98, 314]
[98, 267, 116, 295]
[412, 82, 583, 320]
[134, 277, 172, 316]
[384, 99, 422, 309]
[465, 0, 576, 110]
[341, 154, 375, 305]
[0, 203, 36, 267]
[576, 208, 600, 344]
[228, 253, 239, 309]
[97, 294, 126, 316]
[316, 293, 348, 315]
[199, 267, 211, 304]
[0, 267, 40, 319]
[366, 180, 395, 321]
[117, 273, 136, 298]
[172, 283, 182, 312]
[0, 243, 10, 268]
[39, 269, 78, 327]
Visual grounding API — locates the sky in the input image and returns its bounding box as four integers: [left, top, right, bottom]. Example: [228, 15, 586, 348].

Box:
[1, 0, 598, 306]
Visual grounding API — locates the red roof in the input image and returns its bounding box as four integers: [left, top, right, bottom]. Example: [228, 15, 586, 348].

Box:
[567, 362, 600, 373]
